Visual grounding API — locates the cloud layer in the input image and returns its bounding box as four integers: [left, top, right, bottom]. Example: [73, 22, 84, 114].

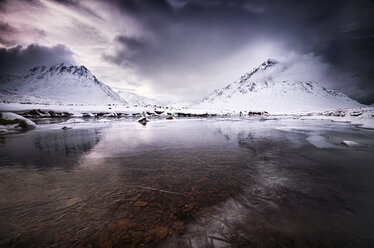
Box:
[0, 0, 373, 103]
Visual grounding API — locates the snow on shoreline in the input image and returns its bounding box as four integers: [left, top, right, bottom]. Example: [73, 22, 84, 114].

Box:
[300, 107, 374, 129]
[0, 102, 373, 129]
[0, 102, 221, 117]
[0, 112, 36, 132]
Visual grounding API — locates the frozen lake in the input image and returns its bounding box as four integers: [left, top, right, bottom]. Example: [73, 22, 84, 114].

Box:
[0, 117, 373, 247]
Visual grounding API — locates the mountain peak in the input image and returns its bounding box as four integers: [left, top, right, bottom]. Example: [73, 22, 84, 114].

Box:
[263, 58, 278, 66]
[255, 58, 279, 72]
[25, 63, 93, 79]
[231, 58, 279, 87]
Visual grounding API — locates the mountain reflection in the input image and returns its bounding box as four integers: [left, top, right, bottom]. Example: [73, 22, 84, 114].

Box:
[0, 128, 101, 168]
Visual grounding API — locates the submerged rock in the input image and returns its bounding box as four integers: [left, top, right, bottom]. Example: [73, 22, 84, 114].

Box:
[134, 201, 148, 207]
[0, 112, 36, 130]
[137, 117, 148, 125]
[155, 227, 168, 239]
[166, 116, 174, 120]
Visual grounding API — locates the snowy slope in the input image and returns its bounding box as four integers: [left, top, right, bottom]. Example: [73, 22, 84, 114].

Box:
[0, 64, 126, 105]
[116, 90, 159, 106]
[195, 59, 363, 113]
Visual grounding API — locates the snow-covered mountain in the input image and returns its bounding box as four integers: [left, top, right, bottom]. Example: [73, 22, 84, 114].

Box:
[195, 59, 362, 113]
[116, 90, 159, 106]
[0, 64, 126, 105]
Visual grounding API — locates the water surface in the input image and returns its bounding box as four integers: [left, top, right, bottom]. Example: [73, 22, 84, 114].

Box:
[0, 118, 373, 247]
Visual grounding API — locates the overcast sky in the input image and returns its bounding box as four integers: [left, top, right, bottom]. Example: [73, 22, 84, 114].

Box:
[0, 0, 373, 103]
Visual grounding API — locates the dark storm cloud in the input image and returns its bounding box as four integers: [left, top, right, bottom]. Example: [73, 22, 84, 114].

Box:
[100, 0, 374, 103]
[0, 0, 8, 11]
[104, 35, 149, 64]
[104, 0, 266, 71]
[0, 44, 76, 75]
[316, 0, 374, 103]
[0, 21, 13, 33]
[117, 36, 147, 51]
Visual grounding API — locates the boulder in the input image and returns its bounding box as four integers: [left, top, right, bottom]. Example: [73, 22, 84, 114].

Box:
[0, 112, 36, 130]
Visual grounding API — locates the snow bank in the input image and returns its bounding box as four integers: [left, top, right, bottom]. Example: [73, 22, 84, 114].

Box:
[0, 102, 225, 118]
[303, 107, 374, 130]
[0, 112, 36, 130]
[351, 118, 374, 129]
